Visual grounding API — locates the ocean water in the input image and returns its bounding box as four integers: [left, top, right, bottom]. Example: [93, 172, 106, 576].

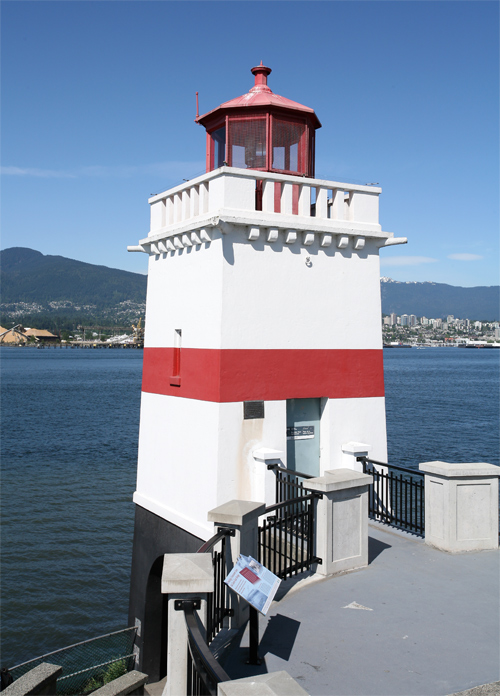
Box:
[1, 348, 142, 668]
[1, 346, 499, 669]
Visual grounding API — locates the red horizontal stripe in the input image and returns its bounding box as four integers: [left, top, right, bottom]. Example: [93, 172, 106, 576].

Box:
[142, 348, 384, 402]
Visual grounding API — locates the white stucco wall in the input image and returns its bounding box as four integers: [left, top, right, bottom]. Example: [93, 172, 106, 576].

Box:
[135, 392, 388, 536]
[144, 233, 224, 350]
[143, 228, 383, 351]
[134, 171, 392, 535]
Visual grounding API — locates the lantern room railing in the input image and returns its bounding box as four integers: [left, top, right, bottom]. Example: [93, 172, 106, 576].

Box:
[147, 166, 382, 236]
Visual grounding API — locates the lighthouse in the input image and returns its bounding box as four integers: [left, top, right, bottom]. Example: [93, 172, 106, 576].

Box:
[127, 64, 406, 678]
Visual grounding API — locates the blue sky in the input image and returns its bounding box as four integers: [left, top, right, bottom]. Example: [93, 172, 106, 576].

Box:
[2, 1, 498, 287]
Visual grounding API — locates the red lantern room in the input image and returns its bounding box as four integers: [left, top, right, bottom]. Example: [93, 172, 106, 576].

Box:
[196, 63, 321, 178]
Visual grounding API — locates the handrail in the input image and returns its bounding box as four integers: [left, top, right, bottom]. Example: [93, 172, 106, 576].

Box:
[264, 492, 320, 515]
[196, 527, 233, 554]
[267, 463, 313, 480]
[182, 601, 230, 688]
[358, 456, 424, 478]
[9, 627, 137, 670]
[148, 165, 382, 204]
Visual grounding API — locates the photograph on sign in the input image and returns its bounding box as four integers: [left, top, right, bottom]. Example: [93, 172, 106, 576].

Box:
[224, 555, 281, 615]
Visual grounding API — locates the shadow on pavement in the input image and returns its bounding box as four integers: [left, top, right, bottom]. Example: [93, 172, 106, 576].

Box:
[259, 614, 301, 661]
[368, 535, 391, 563]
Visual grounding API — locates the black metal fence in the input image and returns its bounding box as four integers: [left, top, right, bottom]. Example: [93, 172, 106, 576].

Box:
[177, 600, 230, 696]
[259, 493, 321, 579]
[7, 627, 137, 695]
[358, 457, 425, 537]
[270, 463, 312, 505]
[197, 528, 234, 643]
[177, 528, 235, 695]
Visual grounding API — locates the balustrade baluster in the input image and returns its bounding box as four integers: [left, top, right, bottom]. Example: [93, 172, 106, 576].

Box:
[174, 192, 182, 223]
[298, 184, 311, 216]
[316, 187, 328, 219]
[330, 188, 344, 220]
[191, 185, 200, 218]
[200, 181, 209, 214]
[262, 180, 275, 212]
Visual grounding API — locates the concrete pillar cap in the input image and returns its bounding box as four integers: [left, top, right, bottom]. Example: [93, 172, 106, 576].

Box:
[341, 442, 371, 454]
[2, 663, 62, 696]
[252, 448, 284, 462]
[419, 461, 500, 478]
[161, 553, 213, 594]
[305, 468, 372, 493]
[208, 500, 266, 526]
[217, 670, 309, 695]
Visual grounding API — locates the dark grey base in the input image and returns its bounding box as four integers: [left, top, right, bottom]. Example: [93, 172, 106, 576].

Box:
[128, 505, 202, 682]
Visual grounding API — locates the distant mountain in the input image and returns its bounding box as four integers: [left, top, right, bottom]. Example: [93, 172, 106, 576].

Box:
[381, 277, 499, 321]
[1, 248, 498, 330]
[0, 247, 147, 330]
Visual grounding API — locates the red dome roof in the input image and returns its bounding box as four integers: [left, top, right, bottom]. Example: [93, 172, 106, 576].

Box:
[196, 63, 321, 130]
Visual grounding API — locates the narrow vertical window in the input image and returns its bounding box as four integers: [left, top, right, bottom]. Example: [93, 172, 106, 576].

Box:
[170, 329, 182, 386]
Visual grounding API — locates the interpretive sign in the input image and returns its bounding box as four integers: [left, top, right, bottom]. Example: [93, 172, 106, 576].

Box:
[286, 425, 315, 440]
[224, 555, 281, 615]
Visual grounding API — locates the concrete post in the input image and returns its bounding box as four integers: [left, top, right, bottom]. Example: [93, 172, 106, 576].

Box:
[305, 469, 373, 576]
[218, 671, 309, 695]
[2, 663, 62, 696]
[91, 670, 148, 696]
[161, 554, 213, 696]
[207, 500, 266, 629]
[340, 442, 371, 472]
[419, 461, 500, 552]
[252, 448, 285, 506]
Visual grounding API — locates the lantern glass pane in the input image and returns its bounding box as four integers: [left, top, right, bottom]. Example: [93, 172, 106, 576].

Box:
[212, 127, 226, 168]
[228, 118, 266, 169]
[272, 119, 306, 173]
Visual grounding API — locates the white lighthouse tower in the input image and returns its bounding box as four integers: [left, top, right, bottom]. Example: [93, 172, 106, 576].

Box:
[127, 64, 406, 678]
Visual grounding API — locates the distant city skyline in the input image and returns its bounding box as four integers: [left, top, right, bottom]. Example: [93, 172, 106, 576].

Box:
[2, 1, 498, 287]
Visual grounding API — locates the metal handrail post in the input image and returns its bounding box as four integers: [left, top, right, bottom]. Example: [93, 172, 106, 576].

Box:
[246, 606, 262, 666]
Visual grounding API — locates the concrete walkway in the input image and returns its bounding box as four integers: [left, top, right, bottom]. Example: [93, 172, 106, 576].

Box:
[221, 523, 500, 696]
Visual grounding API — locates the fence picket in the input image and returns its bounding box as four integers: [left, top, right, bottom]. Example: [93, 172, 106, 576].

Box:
[358, 457, 425, 536]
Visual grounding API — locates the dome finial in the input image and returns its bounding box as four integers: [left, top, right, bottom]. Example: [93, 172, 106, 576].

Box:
[250, 63, 272, 93]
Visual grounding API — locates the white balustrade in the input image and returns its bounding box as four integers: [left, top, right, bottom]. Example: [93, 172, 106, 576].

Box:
[150, 198, 164, 231]
[147, 167, 381, 235]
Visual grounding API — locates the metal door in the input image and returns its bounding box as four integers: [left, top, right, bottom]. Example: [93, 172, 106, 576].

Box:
[286, 398, 321, 477]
